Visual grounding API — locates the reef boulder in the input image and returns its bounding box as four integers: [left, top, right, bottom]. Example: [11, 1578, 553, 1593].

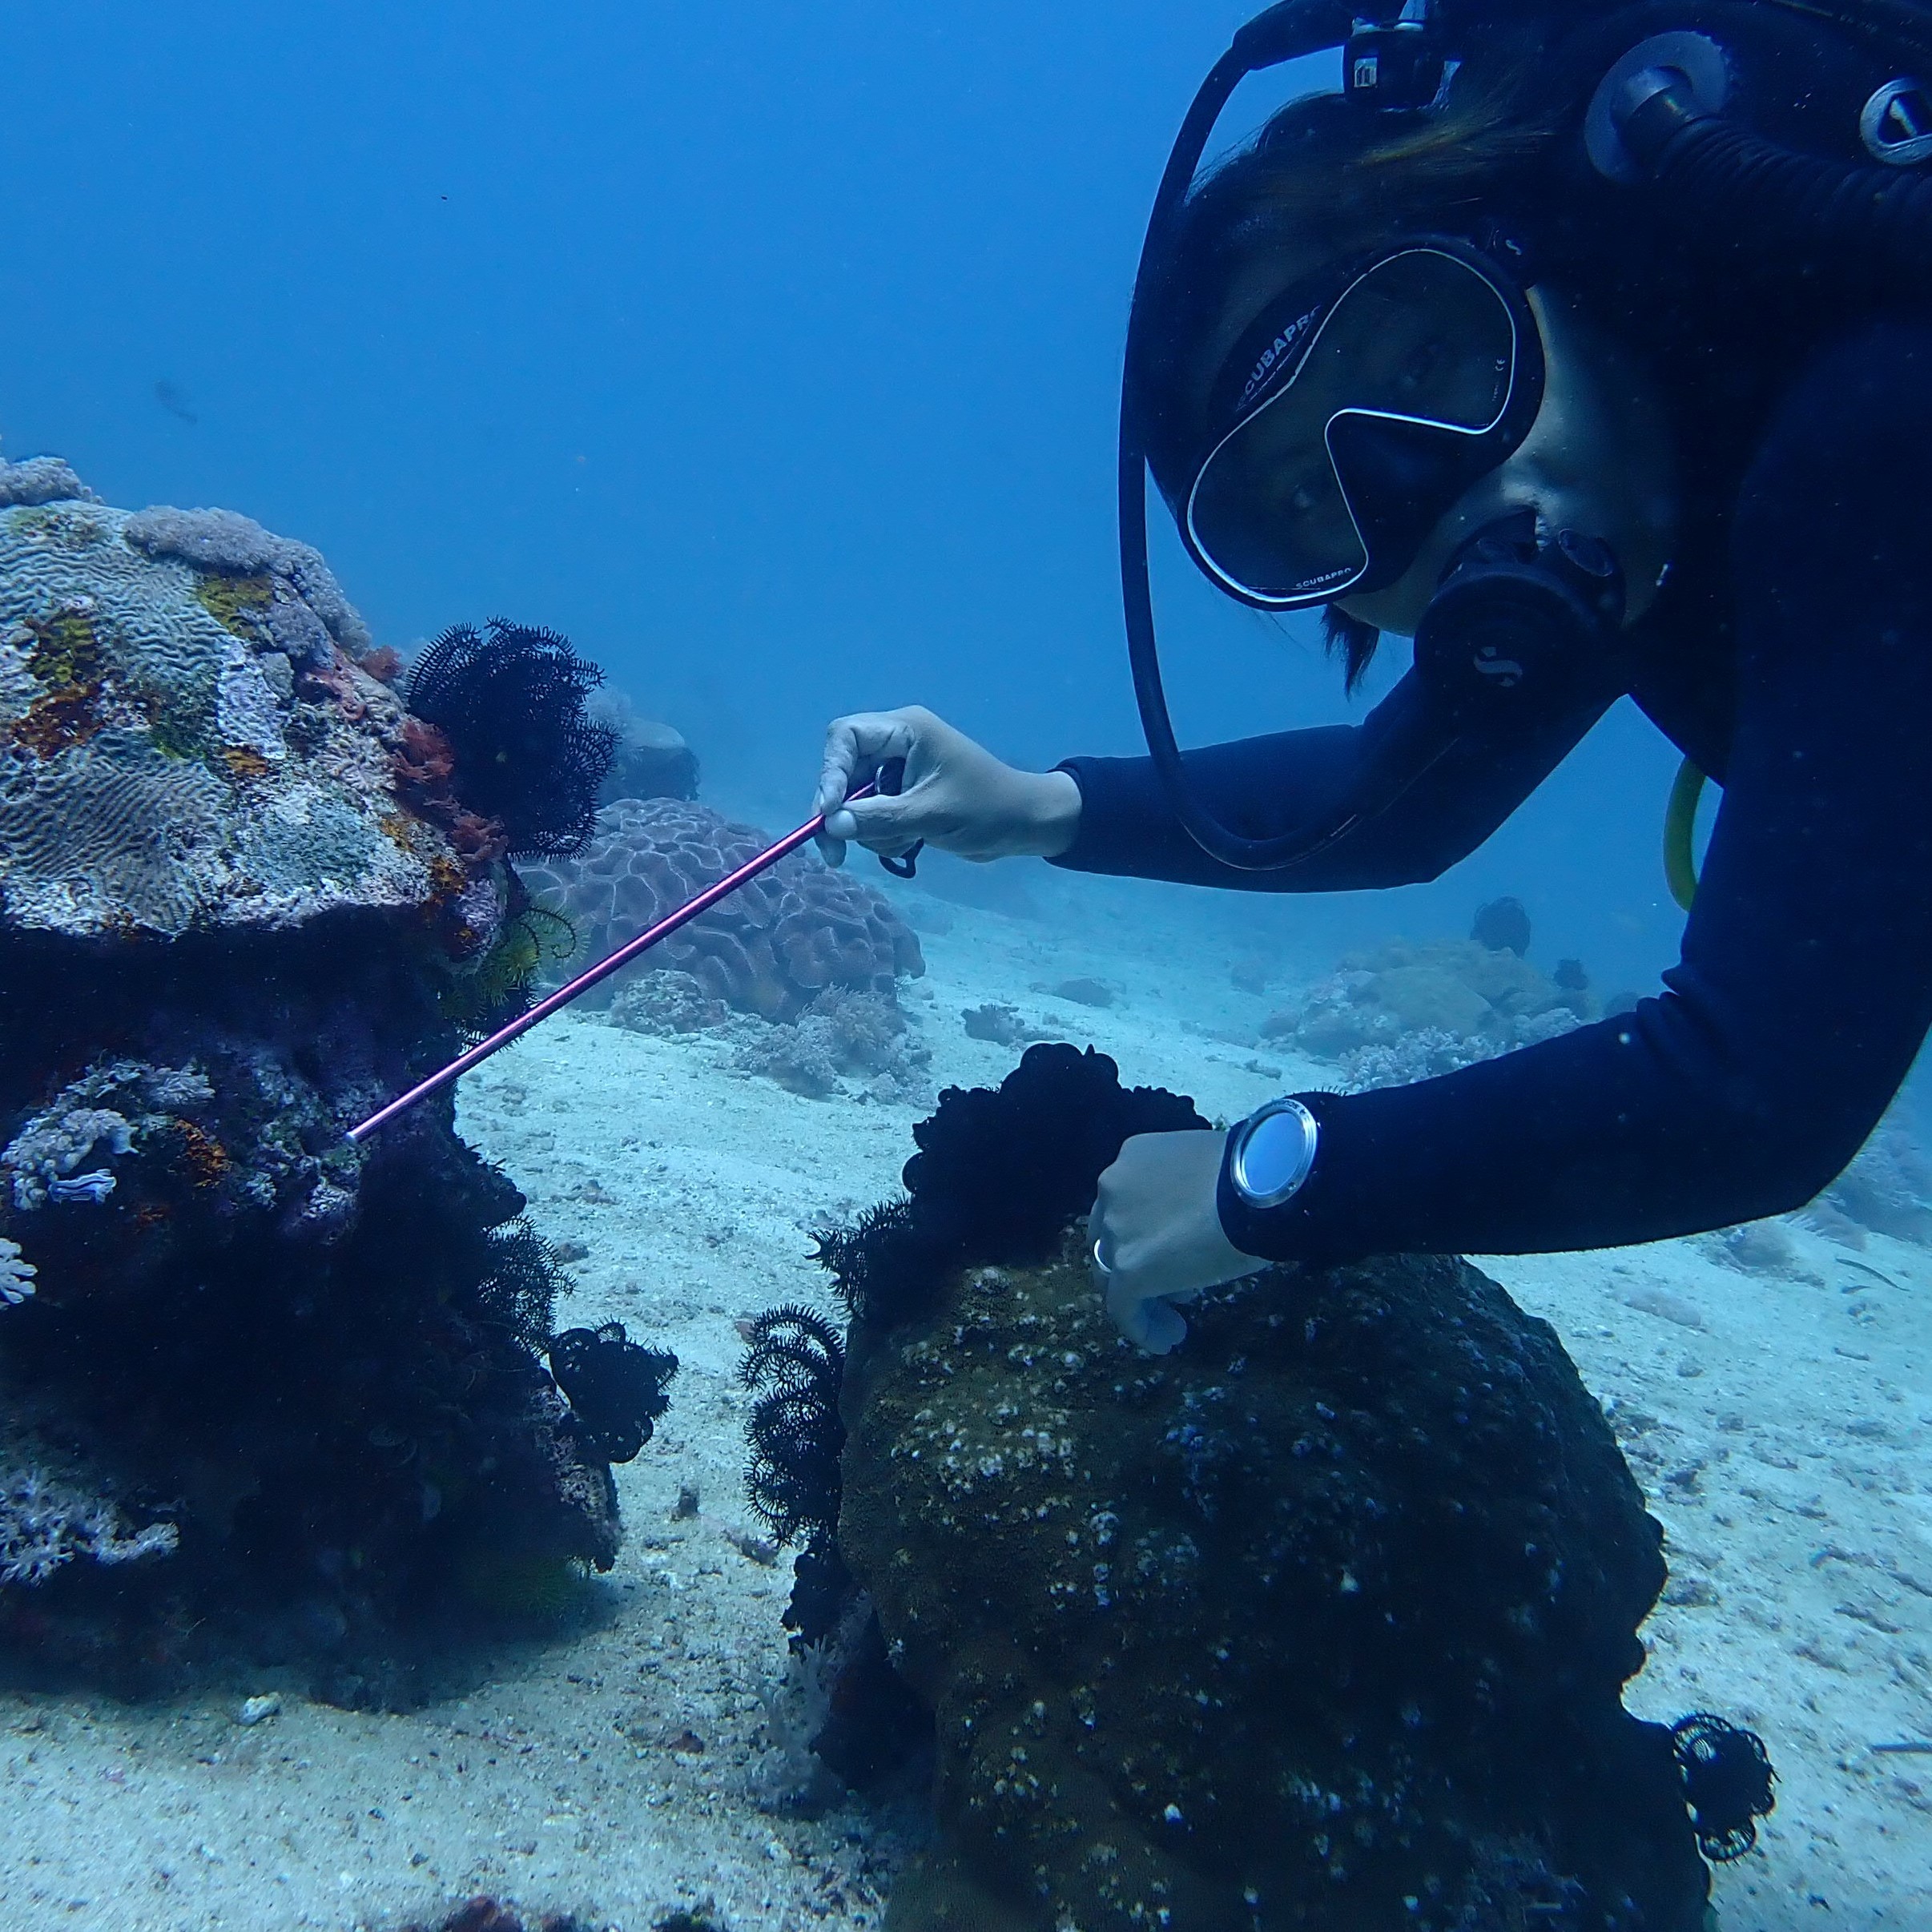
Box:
[521, 795, 924, 1019]
[0, 465, 646, 1695]
[823, 1055, 1710, 1930]
[1267, 934, 1596, 1090]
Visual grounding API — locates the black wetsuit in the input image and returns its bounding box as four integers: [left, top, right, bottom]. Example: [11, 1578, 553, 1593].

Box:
[1055, 317, 1932, 1262]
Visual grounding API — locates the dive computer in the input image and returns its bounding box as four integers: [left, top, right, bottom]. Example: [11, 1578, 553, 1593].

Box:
[1227, 1096, 1320, 1209]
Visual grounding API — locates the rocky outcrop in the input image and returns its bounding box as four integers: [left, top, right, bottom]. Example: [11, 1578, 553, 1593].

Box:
[0, 467, 647, 1696]
[1266, 935, 1596, 1090]
[792, 1049, 1713, 1930]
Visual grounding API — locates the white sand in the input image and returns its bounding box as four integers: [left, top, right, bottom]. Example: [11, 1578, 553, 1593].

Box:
[0, 879, 1925, 1930]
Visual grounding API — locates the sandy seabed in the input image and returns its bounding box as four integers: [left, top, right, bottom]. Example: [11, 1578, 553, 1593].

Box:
[0, 873, 1926, 1931]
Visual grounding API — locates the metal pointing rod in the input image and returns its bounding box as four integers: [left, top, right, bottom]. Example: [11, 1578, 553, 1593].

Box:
[347, 777, 884, 1144]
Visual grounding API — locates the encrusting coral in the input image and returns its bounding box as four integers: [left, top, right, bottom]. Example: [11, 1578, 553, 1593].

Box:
[123, 501, 372, 658]
[521, 796, 924, 1020]
[0, 453, 99, 509]
[0, 461, 674, 1698]
[743, 1044, 1765, 1930]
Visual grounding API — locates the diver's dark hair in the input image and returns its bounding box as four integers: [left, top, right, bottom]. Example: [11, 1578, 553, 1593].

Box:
[1322, 605, 1382, 694]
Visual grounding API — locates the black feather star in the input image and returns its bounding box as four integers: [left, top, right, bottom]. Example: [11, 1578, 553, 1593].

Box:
[738, 1305, 846, 1548]
[549, 1321, 678, 1463]
[810, 1044, 1209, 1331]
[405, 618, 618, 859]
[1671, 1711, 1776, 1861]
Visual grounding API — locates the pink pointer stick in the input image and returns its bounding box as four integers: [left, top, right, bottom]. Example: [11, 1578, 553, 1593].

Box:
[346, 779, 880, 1144]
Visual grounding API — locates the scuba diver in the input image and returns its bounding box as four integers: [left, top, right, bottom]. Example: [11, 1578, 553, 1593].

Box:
[814, 0, 1932, 1351]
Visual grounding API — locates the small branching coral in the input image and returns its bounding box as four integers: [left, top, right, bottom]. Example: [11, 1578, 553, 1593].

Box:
[404, 619, 618, 859]
[0, 1238, 35, 1306]
[739, 1305, 846, 1548]
[0, 1462, 177, 1587]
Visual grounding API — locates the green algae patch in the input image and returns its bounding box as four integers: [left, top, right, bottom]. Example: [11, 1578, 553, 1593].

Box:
[7, 502, 108, 551]
[195, 570, 274, 638]
[10, 604, 107, 758]
[840, 1239, 1712, 1931]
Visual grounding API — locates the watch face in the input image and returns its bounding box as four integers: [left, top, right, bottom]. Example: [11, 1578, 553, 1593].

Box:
[1234, 1101, 1318, 1207]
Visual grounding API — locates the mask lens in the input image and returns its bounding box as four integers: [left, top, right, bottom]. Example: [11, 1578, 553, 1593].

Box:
[1186, 249, 1523, 606]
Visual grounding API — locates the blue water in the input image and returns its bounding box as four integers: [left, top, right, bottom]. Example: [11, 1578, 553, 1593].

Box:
[6, 11, 1932, 1929]
[1, 0, 1685, 990]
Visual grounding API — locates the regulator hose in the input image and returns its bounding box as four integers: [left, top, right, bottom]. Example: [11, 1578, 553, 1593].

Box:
[1616, 70, 1932, 296]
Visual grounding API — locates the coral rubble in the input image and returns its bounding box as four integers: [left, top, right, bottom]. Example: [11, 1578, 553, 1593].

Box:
[521, 796, 924, 1020]
[756, 1046, 1734, 1929]
[732, 986, 932, 1104]
[1819, 1109, 1932, 1243]
[0, 467, 663, 1693]
[1265, 934, 1595, 1085]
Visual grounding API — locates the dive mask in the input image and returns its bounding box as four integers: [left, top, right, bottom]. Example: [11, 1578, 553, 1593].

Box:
[1181, 239, 1546, 610]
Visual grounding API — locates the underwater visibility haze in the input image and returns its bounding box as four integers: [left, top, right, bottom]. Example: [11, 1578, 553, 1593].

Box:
[0, 2, 1924, 1929]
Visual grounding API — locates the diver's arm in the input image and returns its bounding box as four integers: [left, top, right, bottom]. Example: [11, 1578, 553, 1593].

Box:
[1051, 669, 1616, 893]
[1222, 318, 1932, 1262]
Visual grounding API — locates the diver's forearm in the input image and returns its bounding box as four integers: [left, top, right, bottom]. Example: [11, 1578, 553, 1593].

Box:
[1024, 767, 1082, 859]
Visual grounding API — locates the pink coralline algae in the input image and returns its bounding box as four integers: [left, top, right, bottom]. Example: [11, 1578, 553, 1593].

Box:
[520, 797, 924, 1020]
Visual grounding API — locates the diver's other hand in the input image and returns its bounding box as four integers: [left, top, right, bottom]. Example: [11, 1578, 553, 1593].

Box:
[1091, 1129, 1267, 1354]
[813, 706, 1081, 867]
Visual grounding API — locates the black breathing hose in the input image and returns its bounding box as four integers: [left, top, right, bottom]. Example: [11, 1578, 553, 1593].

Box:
[1620, 70, 1932, 293]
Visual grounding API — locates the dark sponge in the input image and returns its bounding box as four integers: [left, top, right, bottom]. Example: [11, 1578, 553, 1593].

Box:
[841, 1244, 1717, 1930]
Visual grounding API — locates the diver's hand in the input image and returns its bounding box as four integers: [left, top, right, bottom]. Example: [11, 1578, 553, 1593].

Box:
[1092, 1129, 1267, 1354]
[813, 706, 1081, 867]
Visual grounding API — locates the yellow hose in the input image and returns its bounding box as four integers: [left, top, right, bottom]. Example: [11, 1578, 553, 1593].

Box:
[1663, 757, 1707, 912]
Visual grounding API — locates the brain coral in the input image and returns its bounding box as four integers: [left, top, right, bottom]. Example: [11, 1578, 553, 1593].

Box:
[520, 796, 924, 1019]
[0, 487, 481, 939]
